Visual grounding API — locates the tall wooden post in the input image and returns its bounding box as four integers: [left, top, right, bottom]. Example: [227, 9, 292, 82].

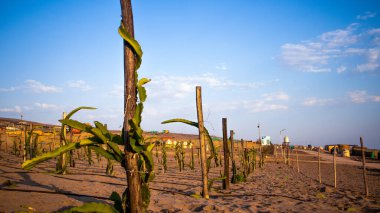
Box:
[29, 124, 33, 159]
[296, 148, 299, 173]
[120, 0, 144, 211]
[274, 145, 277, 163]
[333, 145, 337, 188]
[318, 148, 322, 184]
[60, 112, 67, 174]
[360, 137, 369, 197]
[196, 86, 209, 198]
[5, 133, 8, 153]
[222, 118, 230, 190]
[23, 124, 26, 162]
[230, 130, 234, 161]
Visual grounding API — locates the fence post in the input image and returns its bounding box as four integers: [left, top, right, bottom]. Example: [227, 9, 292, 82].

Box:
[5, 133, 8, 153]
[360, 137, 369, 197]
[196, 86, 209, 199]
[318, 148, 322, 184]
[230, 130, 234, 161]
[333, 145, 337, 188]
[296, 148, 299, 173]
[274, 145, 277, 163]
[222, 118, 230, 190]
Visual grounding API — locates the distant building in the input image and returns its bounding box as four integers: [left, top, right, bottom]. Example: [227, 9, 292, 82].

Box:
[261, 136, 271, 146]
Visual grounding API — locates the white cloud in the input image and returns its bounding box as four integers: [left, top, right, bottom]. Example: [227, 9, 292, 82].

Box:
[356, 11, 376, 20]
[280, 43, 331, 73]
[109, 85, 123, 97]
[280, 23, 380, 73]
[262, 91, 289, 101]
[0, 86, 20, 92]
[0, 80, 62, 93]
[147, 73, 279, 100]
[337, 65, 346, 73]
[34, 102, 59, 110]
[320, 23, 358, 47]
[25, 80, 62, 93]
[210, 91, 289, 113]
[66, 80, 92, 91]
[347, 90, 380, 103]
[0, 106, 22, 113]
[372, 96, 380, 102]
[248, 101, 288, 112]
[349, 90, 368, 103]
[357, 48, 380, 72]
[302, 97, 334, 106]
[215, 63, 228, 70]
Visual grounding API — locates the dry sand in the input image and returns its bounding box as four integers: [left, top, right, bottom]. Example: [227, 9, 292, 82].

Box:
[0, 149, 379, 212]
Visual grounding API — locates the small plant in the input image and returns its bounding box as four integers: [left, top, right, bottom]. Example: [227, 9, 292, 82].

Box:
[242, 147, 256, 177]
[174, 142, 185, 171]
[12, 137, 20, 156]
[86, 146, 93, 166]
[188, 141, 195, 170]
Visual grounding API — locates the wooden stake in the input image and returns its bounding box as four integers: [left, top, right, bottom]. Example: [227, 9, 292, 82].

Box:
[5, 133, 8, 153]
[29, 124, 33, 159]
[286, 145, 290, 165]
[318, 148, 322, 184]
[59, 112, 67, 174]
[333, 145, 337, 188]
[23, 125, 26, 162]
[274, 145, 277, 163]
[222, 118, 230, 190]
[360, 137, 369, 197]
[230, 130, 234, 161]
[120, 0, 144, 210]
[196, 86, 209, 198]
[296, 148, 299, 173]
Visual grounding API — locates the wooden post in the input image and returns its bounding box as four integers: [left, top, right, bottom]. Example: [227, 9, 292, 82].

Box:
[120, 0, 144, 211]
[23, 125, 26, 162]
[286, 145, 290, 165]
[360, 137, 369, 197]
[333, 145, 337, 188]
[230, 130, 234, 161]
[222, 118, 230, 190]
[296, 148, 299, 173]
[29, 124, 33, 159]
[5, 133, 8, 153]
[273, 145, 276, 162]
[59, 112, 67, 174]
[191, 142, 194, 169]
[196, 86, 209, 198]
[69, 126, 75, 167]
[318, 148, 322, 184]
[52, 127, 56, 150]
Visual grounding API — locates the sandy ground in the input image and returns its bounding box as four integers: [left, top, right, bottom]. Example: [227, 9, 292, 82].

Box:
[0, 149, 379, 213]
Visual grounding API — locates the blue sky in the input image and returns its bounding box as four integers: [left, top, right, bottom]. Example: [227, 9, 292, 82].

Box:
[1, 0, 380, 148]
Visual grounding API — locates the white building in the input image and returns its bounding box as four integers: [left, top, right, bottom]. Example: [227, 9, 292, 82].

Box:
[261, 136, 271, 146]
